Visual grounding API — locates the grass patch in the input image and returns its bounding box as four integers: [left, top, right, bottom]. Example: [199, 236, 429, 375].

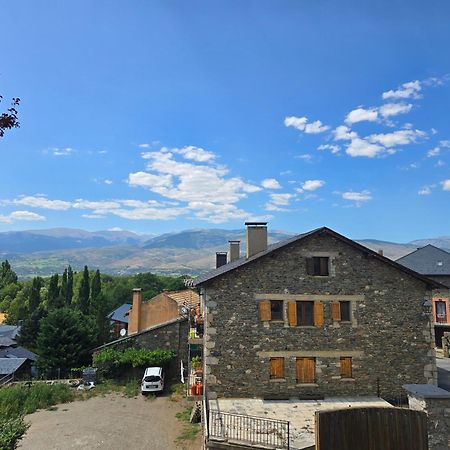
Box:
[77, 379, 141, 399]
[176, 407, 200, 442]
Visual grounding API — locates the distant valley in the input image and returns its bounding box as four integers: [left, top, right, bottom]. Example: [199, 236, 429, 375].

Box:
[1, 227, 449, 278]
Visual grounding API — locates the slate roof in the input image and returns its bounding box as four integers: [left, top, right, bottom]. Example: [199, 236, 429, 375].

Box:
[0, 357, 27, 375]
[107, 304, 131, 324]
[0, 325, 21, 340]
[0, 346, 38, 362]
[0, 337, 16, 347]
[193, 227, 444, 289]
[396, 245, 450, 276]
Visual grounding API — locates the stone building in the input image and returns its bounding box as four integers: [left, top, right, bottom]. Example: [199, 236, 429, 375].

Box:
[194, 223, 444, 401]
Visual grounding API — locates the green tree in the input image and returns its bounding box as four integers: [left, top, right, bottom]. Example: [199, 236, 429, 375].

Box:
[17, 307, 47, 350]
[67, 266, 74, 305]
[29, 277, 43, 313]
[36, 308, 97, 373]
[0, 260, 18, 288]
[77, 266, 90, 314]
[47, 274, 62, 309]
[60, 269, 68, 306]
[4, 286, 29, 324]
[90, 269, 101, 305]
[0, 96, 20, 138]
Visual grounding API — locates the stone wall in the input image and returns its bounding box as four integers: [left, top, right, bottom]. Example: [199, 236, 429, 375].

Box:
[404, 384, 450, 450]
[202, 231, 438, 400]
[99, 318, 189, 381]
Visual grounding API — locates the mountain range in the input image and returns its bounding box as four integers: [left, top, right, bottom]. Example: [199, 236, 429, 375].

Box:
[1, 227, 449, 278]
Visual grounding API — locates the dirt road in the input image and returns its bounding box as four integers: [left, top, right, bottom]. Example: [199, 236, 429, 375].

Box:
[18, 393, 201, 450]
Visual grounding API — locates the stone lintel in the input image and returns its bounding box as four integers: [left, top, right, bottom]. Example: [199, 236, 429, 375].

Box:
[254, 293, 364, 301]
[257, 350, 364, 358]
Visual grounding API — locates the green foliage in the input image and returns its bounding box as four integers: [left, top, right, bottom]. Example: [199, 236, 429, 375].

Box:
[67, 266, 74, 305]
[191, 356, 202, 369]
[29, 277, 43, 313]
[176, 407, 200, 442]
[93, 347, 176, 377]
[17, 307, 47, 351]
[0, 260, 18, 288]
[77, 266, 90, 314]
[0, 416, 28, 450]
[90, 269, 101, 305]
[37, 308, 97, 373]
[47, 274, 63, 309]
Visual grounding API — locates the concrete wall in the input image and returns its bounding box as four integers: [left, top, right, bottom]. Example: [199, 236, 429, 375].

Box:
[202, 231, 438, 400]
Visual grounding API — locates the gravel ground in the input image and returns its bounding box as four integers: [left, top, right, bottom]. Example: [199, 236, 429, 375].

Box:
[18, 393, 202, 450]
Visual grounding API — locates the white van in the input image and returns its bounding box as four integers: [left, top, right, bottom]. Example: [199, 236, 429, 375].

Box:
[141, 367, 165, 394]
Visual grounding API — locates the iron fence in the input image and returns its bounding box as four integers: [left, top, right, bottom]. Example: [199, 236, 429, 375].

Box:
[209, 410, 290, 449]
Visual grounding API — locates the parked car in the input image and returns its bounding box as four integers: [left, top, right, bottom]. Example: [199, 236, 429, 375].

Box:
[141, 367, 165, 394]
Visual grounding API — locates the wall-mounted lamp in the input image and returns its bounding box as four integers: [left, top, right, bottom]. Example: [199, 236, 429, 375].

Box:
[422, 299, 433, 314]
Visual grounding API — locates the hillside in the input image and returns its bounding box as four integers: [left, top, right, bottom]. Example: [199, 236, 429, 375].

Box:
[0, 227, 448, 278]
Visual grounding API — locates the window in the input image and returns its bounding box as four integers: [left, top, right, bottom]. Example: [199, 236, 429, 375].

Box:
[306, 257, 329, 276]
[297, 301, 314, 326]
[259, 300, 283, 321]
[296, 357, 316, 383]
[288, 301, 324, 327]
[340, 301, 351, 321]
[340, 357, 353, 378]
[269, 357, 285, 379]
[436, 300, 446, 318]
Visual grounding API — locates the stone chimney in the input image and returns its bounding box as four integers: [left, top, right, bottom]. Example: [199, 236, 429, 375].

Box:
[378, 249, 384, 256]
[129, 288, 142, 334]
[229, 240, 240, 262]
[245, 222, 268, 258]
[216, 252, 227, 268]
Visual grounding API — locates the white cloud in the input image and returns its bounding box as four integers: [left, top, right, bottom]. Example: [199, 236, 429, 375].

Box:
[442, 180, 450, 191]
[0, 210, 46, 224]
[51, 147, 76, 157]
[108, 227, 123, 231]
[284, 116, 329, 134]
[333, 126, 357, 141]
[300, 180, 325, 191]
[265, 193, 295, 211]
[435, 160, 446, 167]
[317, 144, 340, 154]
[138, 143, 151, 148]
[382, 80, 422, 100]
[378, 103, 412, 117]
[368, 128, 426, 148]
[104, 179, 113, 185]
[9, 195, 72, 210]
[418, 186, 433, 195]
[345, 107, 378, 125]
[427, 147, 440, 157]
[341, 190, 372, 202]
[98, 150, 108, 154]
[346, 138, 386, 158]
[440, 140, 450, 148]
[295, 154, 313, 162]
[261, 178, 282, 189]
[82, 214, 105, 219]
[128, 171, 173, 189]
[174, 146, 215, 162]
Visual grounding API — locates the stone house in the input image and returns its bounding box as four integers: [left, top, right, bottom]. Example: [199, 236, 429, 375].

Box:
[397, 245, 450, 347]
[194, 223, 444, 402]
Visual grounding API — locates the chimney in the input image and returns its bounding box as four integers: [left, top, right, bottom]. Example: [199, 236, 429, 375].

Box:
[216, 252, 227, 268]
[245, 222, 268, 258]
[229, 240, 240, 262]
[378, 249, 384, 256]
[131, 288, 142, 333]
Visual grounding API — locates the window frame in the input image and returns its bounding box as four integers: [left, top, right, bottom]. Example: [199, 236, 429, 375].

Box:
[296, 357, 316, 384]
[339, 301, 351, 322]
[270, 300, 284, 321]
[306, 256, 330, 276]
[296, 301, 315, 326]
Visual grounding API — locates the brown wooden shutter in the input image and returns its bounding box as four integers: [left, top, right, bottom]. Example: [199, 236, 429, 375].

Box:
[314, 302, 324, 327]
[270, 357, 284, 378]
[288, 301, 297, 326]
[331, 302, 341, 321]
[319, 257, 329, 276]
[259, 300, 271, 321]
[297, 357, 316, 383]
[340, 357, 352, 378]
[306, 257, 314, 275]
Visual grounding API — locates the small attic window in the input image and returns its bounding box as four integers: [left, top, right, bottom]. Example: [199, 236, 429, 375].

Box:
[437, 261, 443, 266]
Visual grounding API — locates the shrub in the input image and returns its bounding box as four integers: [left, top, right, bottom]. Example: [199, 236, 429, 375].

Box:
[0, 416, 29, 450]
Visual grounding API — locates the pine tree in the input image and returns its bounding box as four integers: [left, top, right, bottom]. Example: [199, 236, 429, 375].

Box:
[17, 307, 47, 350]
[91, 270, 101, 304]
[67, 266, 74, 305]
[47, 274, 61, 309]
[29, 277, 43, 313]
[61, 269, 68, 306]
[78, 266, 90, 314]
[0, 260, 18, 288]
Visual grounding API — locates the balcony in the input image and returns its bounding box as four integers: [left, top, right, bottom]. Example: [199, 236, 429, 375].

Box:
[435, 315, 449, 324]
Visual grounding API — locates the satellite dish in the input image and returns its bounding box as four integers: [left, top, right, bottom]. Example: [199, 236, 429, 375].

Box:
[120, 328, 126, 337]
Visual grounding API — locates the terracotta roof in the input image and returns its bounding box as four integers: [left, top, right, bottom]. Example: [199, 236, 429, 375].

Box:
[166, 289, 199, 308]
[193, 227, 445, 289]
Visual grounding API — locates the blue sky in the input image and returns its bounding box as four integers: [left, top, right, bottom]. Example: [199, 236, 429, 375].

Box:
[1, 1, 450, 242]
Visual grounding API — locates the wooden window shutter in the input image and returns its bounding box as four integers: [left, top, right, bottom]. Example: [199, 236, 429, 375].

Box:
[297, 357, 316, 383]
[314, 302, 324, 327]
[320, 257, 329, 276]
[340, 357, 352, 378]
[288, 301, 297, 327]
[259, 300, 271, 321]
[331, 302, 341, 321]
[306, 257, 314, 275]
[270, 357, 284, 378]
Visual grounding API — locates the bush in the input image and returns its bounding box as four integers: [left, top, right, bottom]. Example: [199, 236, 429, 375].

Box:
[93, 347, 176, 378]
[0, 416, 29, 450]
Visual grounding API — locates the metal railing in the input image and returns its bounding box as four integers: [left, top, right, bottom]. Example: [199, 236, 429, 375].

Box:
[209, 410, 290, 449]
[0, 373, 13, 387]
[435, 315, 448, 324]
